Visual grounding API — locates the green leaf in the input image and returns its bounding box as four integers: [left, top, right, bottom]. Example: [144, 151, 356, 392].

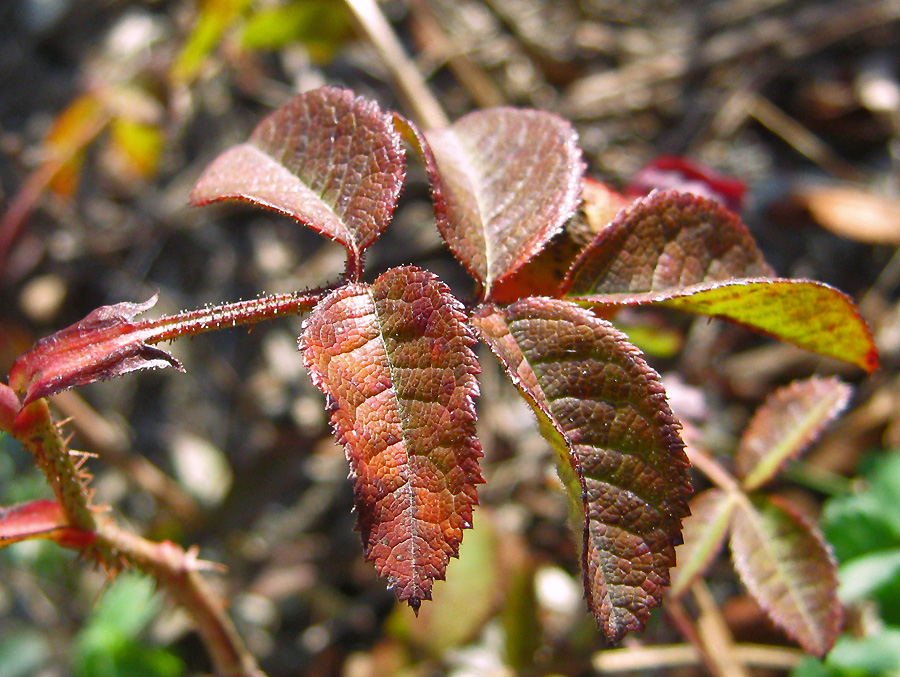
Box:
[409, 109, 583, 298]
[471, 299, 691, 641]
[737, 377, 853, 491]
[171, 0, 253, 85]
[191, 86, 406, 277]
[241, 0, 352, 60]
[670, 488, 737, 597]
[823, 452, 900, 562]
[300, 266, 483, 609]
[565, 190, 774, 295]
[837, 548, 900, 604]
[730, 495, 842, 657]
[574, 278, 879, 373]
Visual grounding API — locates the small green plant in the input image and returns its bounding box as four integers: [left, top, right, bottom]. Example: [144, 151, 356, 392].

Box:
[0, 85, 878, 673]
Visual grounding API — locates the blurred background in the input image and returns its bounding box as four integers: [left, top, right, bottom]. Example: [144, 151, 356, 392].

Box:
[2, 0, 900, 675]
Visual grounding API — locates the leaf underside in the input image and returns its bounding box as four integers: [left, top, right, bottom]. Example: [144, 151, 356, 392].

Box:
[565, 190, 774, 295]
[730, 495, 842, 657]
[190, 86, 405, 271]
[300, 266, 482, 609]
[737, 377, 853, 491]
[574, 278, 879, 373]
[416, 108, 583, 297]
[471, 298, 691, 641]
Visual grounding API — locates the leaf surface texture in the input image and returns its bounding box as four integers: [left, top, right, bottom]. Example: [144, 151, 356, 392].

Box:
[300, 266, 482, 608]
[472, 298, 690, 640]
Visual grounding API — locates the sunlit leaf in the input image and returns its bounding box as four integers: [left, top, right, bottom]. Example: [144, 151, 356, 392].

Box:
[490, 178, 628, 303]
[737, 377, 853, 491]
[191, 86, 406, 277]
[574, 278, 879, 373]
[0, 499, 95, 549]
[565, 190, 773, 295]
[406, 109, 582, 298]
[8, 296, 182, 406]
[472, 299, 690, 641]
[670, 488, 737, 597]
[300, 266, 482, 609]
[730, 495, 842, 657]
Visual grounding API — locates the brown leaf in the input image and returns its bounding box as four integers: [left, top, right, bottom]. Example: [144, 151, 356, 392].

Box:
[300, 266, 482, 609]
[730, 495, 842, 657]
[565, 190, 774, 295]
[8, 296, 182, 406]
[472, 299, 691, 641]
[793, 183, 900, 245]
[737, 377, 853, 491]
[409, 108, 583, 298]
[191, 86, 405, 276]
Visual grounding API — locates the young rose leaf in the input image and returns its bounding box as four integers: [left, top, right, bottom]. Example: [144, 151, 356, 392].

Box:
[737, 377, 853, 491]
[471, 299, 691, 641]
[730, 495, 842, 657]
[670, 488, 737, 597]
[625, 156, 747, 213]
[8, 296, 182, 407]
[565, 190, 773, 296]
[404, 108, 582, 298]
[299, 266, 482, 609]
[490, 179, 629, 303]
[0, 499, 95, 549]
[191, 86, 405, 277]
[574, 278, 878, 373]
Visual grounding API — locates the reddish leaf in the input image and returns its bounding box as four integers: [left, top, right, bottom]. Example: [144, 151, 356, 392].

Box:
[299, 266, 482, 609]
[670, 488, 737, 597]
[471, 299, 691, 641]
[0, 499, 95, 549]
[625, 156, 747, 213]
[407, 108, 582, 298]
[730, 495, 842, 657]
[574, 278, 879, 373]
[8, 296, 182, 406]
[191, 87, 405, 276]
[0, 382, 19, 431]
[565, 191, 774, 296]
[490, 179, 629, 303]
[737, 377, 853, 491]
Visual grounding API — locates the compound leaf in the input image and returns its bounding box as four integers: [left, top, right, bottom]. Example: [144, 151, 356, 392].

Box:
[574, 278, 878, 373]
[409, 108, 582, 298]
[730, 495, 842, 657]
[565, 190, 773, 295]
[737, 377, 853, 491]
[299, 266, 482, 609]
[471, 298, 690, 641]
[8, 296, 182, 407]
[670, 488, 737, 597]
[191, 86, 405, 276]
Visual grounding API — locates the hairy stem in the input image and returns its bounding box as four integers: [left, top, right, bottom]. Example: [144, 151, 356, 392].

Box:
[11, 398, 97, 533]
[138, 291, 324, 344]
[96, 521, 266, 677]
